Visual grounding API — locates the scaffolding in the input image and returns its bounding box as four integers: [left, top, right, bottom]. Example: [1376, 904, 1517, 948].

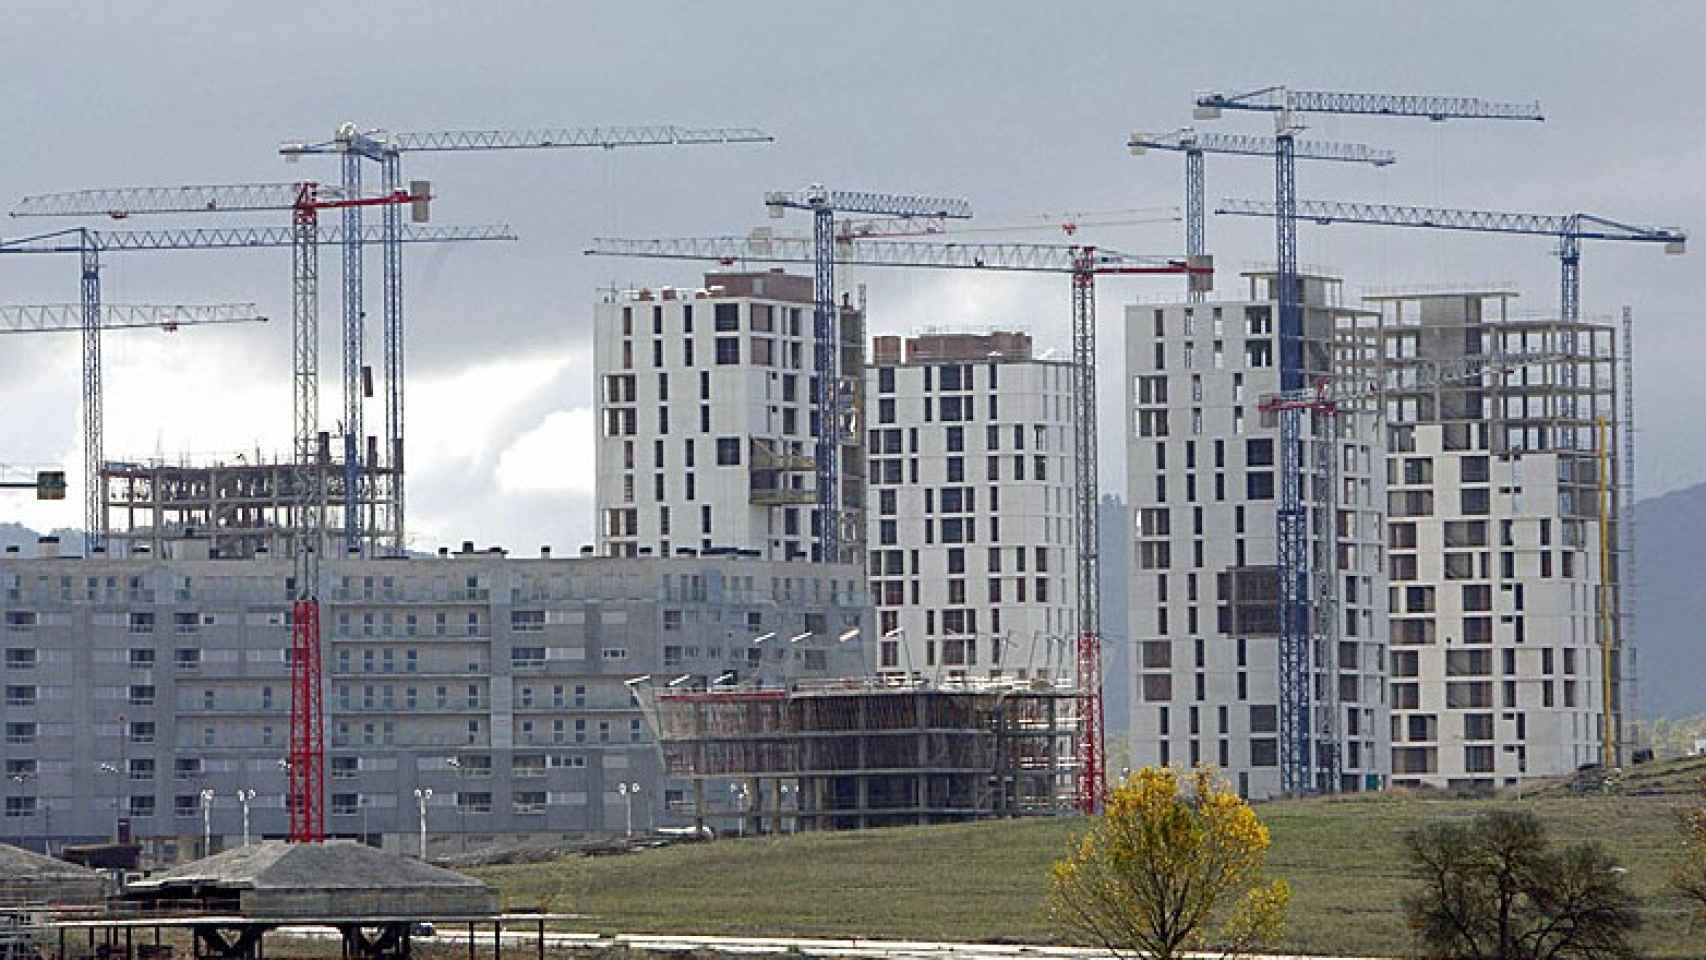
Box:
[642, 680, 1081, 832]
[100, 451, 397, 560]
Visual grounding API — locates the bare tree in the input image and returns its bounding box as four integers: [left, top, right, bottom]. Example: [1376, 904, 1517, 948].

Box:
[1403, 809, 1640, 960]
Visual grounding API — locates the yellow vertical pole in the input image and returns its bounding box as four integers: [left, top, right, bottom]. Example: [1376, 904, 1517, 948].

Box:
[1596, 416, 1616, 769]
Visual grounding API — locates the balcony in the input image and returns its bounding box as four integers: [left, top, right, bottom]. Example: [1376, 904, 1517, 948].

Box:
[750, 487, 816, 506]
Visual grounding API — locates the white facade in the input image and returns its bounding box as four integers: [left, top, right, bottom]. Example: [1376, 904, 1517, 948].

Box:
[593, 272, 863, 563]
[1124, 274, 1391, 799]
[1377, 292, 1621, 789]
[864, 334, 1078, 681]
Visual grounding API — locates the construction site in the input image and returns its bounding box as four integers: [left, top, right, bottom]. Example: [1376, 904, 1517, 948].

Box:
[0, 42, 1691, 921]
[638, 680, 1081, 832]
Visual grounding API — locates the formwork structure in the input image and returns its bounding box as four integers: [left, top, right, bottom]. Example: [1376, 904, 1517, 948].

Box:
[643, 681, 1081, 832]
[100, 454, 397, 560]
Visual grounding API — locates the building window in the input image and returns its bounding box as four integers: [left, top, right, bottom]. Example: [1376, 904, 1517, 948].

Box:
[715, 337, 740, 365]
[716, 438, 742, 465]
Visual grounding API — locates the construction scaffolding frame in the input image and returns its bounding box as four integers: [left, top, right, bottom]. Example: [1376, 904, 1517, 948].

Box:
[99, 453, 396, 560]
[641, 680, 1081, 833]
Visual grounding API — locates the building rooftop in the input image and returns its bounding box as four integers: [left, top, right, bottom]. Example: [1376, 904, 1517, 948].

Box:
[0, 843, 101, 883]
[123, 841, 498, 918]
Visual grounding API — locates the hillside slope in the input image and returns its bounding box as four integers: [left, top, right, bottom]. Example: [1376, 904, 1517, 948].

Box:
[1633, 481, 1706, 717]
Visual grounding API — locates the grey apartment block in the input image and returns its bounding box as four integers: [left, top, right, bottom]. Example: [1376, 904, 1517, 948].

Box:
[1125, 272, 1391, 799]
[0, 550, 868, 862]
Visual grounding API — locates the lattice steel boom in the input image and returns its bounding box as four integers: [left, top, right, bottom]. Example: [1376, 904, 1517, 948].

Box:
[1128, 127, 1392, 301]
[282, 126, 774, 155]
[760, 188, 973, 566]
[1214, 197, 1687, 324]
[0, 298, 262, 554]
[0, 303, 264, 333]
[1194, 87, 1544, 121]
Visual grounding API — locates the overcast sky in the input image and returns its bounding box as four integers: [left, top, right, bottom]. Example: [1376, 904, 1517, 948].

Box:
[2, 2, 1701, 552]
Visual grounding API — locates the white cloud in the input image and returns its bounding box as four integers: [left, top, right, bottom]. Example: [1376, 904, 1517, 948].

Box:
[494, 408, 597, 495]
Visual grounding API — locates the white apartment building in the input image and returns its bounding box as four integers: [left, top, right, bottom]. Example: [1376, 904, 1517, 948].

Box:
[1374, 290, 1622, 790]
[593, 271, 865, 563]
[864, 332, 1078, 681]
[1125, 272, 1391, 799]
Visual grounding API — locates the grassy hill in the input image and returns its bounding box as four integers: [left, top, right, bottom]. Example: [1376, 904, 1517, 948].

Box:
[476, 758, 1706, 958]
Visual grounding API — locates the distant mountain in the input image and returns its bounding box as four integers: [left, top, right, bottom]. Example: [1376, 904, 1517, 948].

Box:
[1632, 481, 1706, 719]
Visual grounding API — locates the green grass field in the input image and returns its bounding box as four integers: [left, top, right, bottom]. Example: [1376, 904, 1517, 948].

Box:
[475, 758, 1706, 958]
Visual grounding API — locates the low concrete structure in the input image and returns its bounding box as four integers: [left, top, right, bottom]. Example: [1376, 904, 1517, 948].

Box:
[0, 843, 105, 905]
[122, 841, 497, 918]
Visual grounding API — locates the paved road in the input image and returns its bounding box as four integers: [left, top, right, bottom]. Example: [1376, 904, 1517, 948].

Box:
[283, 926, 1380, 960]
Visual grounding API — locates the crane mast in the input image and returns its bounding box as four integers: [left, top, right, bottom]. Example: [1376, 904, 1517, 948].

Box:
[762, 188, 974, 566]
[1194, 84, 1544, 795]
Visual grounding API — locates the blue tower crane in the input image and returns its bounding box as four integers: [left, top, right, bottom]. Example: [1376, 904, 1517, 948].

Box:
[1191, 86, 1544, 795]
[760, 188, 973, 565]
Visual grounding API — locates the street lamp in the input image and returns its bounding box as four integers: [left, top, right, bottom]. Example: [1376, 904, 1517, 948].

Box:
[616, 782, 641, 838]
[750, 632, 778, 687]
[882, 627, 916, 681]
[728, 782, 750, 837]
[667, 674, 694, 689]
[413, 788, 433, 859]
[7, 773, 32, 849]
[835, 627, 869, 682]
[97, 762, 121, 841]
[234, 789, 256, 846]
[713, 671, 738, 687]
[779, 783, 797, 834]
[445, 758, 467, 851]
[199, 788, 215, 857]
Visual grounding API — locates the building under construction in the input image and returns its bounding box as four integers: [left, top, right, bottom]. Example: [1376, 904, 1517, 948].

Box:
[1373, 289, 1631, 789]
[100, 447, 399, 560]
[641, 680, 1081, 832]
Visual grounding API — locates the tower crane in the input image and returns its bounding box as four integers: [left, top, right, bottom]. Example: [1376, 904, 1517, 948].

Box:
[1213, 198, 1687, 325]
[0, 223, 510, 551]
[761, 188, 974, 565]
[1192, 85, 1544, 795]
[14, 180, 435, 561]
[0, 302, 264, 543]
[1216, 197, 1684, 779]
[1258, 348, 1568, 790]
[277, 123, 774, 554]
[588, 233, 1213, 814]
[1127, 128, 1394, 301]
[2, 217, 511, 845]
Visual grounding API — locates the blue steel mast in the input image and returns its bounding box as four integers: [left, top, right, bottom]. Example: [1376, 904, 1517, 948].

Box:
[762, 188, 972, 564]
